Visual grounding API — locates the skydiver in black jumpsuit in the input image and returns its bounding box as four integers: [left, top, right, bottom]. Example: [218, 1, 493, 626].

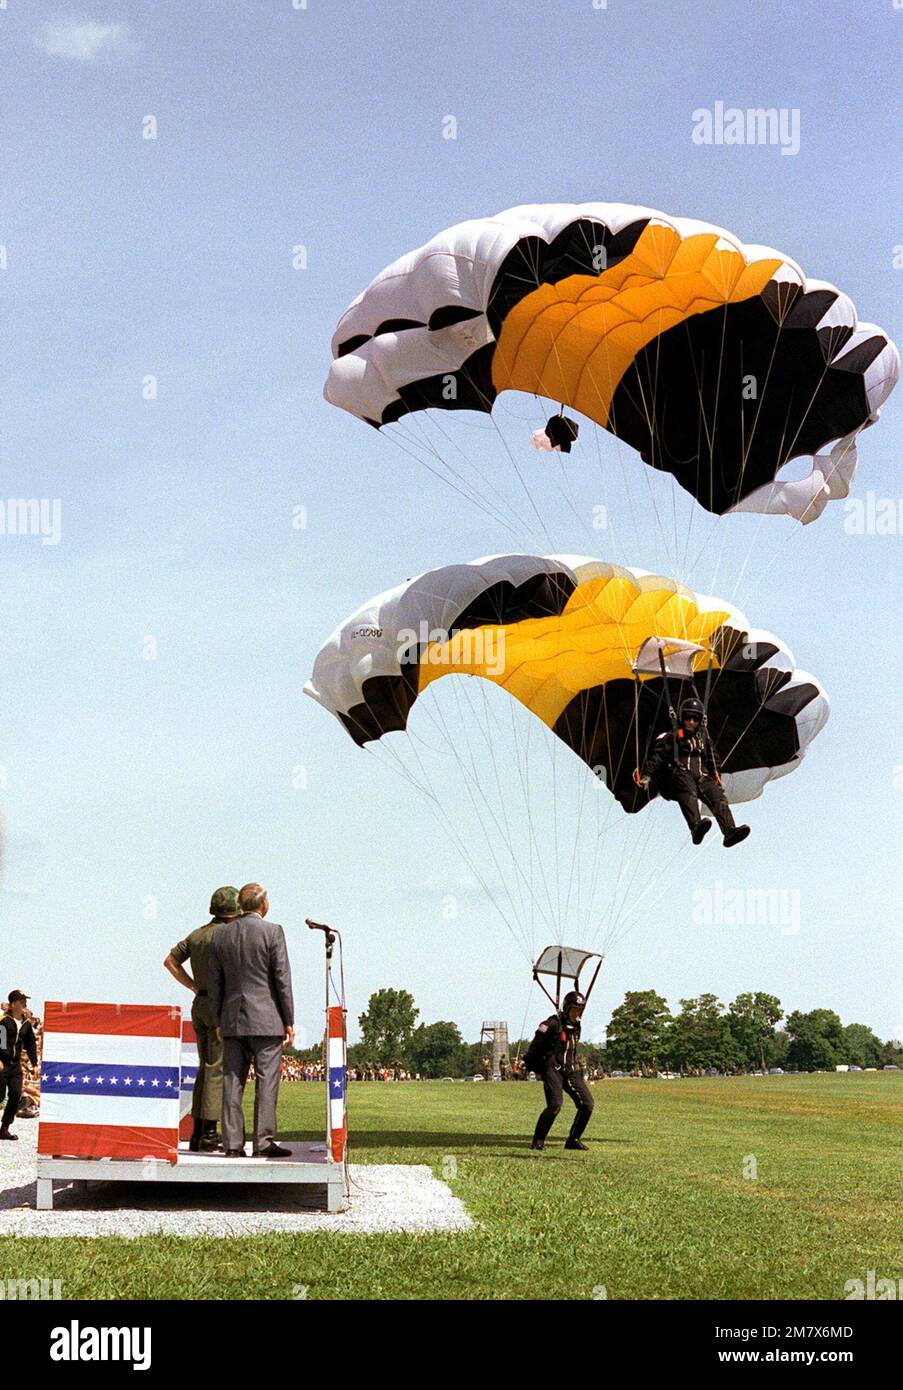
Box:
[529, 991, 594, 1152]
[638, 697, 750, 847]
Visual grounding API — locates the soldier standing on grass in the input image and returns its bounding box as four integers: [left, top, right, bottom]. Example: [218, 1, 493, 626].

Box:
[0, 991, 38, 1141]
[528, 991, 594, 1152]
[164, 886, 242, 1151]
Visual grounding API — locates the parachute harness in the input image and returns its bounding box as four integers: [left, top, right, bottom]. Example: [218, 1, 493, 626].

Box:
[631, 642, 719, 784]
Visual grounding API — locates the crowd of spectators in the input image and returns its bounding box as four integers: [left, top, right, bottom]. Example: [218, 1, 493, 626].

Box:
[348, 1066, 418, 1081]
[280, 1057, 324, 1082]
[280, 1059, 419, 1082]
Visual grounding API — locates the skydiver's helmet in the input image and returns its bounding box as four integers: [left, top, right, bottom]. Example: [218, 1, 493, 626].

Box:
[680, 697, 705, 726]
[562, 990, 586, 1022]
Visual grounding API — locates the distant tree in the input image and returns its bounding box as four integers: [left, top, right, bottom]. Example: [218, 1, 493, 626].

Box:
[769, 1029, 791, 1069]
[358, 988, 419, 1067]
[785, 1008, 844, 1072]
[667, 994, 739, 1073]
[878, 1036, 903, 1067]
[606, 991, 671, 1073]
[841, 1023, 883, 1069]
[728, 992, 783, 1071]
[408, 1021, 465, 1077]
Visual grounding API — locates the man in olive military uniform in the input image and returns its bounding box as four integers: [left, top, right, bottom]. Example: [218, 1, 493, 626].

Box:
[528, 990, 594, 1152]
[0, 991, 39, 1140]
[164, 886, 241, 1151]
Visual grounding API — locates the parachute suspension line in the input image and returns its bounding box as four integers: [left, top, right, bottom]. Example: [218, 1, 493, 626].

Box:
[367, 735, 534, 968]
[588, 387, 638, 573]
[679, 309, 728, 578]
[646, 305, 683, 568]
[704, 321, 838, 607]
[437, 341, 555, 548]
[405, 394, 538, 538]
[600, 799, 668, 953]
[699, 652, 721, 781]
[463, 677, 538, 949]
[575, 693, 627, 945]
[605, 761, 719, 953]
[699, 325, 787, 594]
[626, 333, 681, 573]
[508, 692, 567, 955]
[468, 672, 568, 953]
[603, 823, 712, 955]
[382, 422, 524, 542]
[658, 647, 680, 761]
[584, 343, 679, 577]
[572, 338, 647, 566]
[422, 693, 540, 957]
[585, 646, 698, 955]
[546, 674, 564, 936]
[555, 692, 609, 941]
[632, 674, 668, 784]
[514, 974, 537, 1068]
[715, 678, 787, 772]
[395, 411, 530, 542]
[515, 705, 539, 958]
[482, 405, 556, 550]
[422, 678, 557, 956]
[361, 691, 537, 966]
[550, 440, 604, 551]
[473, 679, 562, 951]
[597, 677, 671, 948]
[567, 595, 675, 944]
[570, 615, 662, 953]
[531, 318, 618, 554]
[703, 349, 789, 600]
[560, 688, 610, 937]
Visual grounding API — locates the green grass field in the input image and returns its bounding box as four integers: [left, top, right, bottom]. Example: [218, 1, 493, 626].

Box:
[5, 1074, 900, 1300]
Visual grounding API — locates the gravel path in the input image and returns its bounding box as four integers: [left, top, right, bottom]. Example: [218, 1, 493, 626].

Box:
[0, 1124, 473, 1237]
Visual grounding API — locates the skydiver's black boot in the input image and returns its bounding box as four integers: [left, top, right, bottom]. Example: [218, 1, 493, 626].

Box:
[723, 825, 751, 847]
[188, 1118, 204, 1152]
[564, 1137, 589, 1151]
[530, 1138, 545, 1151]
[692, 818, 712, 845]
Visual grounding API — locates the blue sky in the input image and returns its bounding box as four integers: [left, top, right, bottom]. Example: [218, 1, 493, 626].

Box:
[2, 0, 900, 1047]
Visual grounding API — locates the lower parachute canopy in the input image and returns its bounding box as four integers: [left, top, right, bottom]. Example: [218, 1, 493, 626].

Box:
[305, 554, 829, 810]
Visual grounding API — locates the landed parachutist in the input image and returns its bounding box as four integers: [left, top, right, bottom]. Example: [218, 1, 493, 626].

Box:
[526, 991, 594, 1153]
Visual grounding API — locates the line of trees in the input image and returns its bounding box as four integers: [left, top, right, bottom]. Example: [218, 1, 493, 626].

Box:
[287, 986, 902, 1079]
[603, 990, 901, 1074]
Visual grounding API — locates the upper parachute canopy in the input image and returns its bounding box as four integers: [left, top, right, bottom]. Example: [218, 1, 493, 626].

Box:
[325, 202, 899, 523]
[305, 553, 829, 812]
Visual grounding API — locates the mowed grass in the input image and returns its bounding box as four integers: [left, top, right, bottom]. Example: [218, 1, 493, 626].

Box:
[5, 1074, 900, 1300]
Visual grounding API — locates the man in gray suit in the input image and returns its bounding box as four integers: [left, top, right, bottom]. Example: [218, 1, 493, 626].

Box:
[208, 882, 295, 1158]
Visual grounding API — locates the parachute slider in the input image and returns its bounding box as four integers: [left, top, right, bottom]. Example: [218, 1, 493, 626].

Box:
[532, 944, 603, 1011]
[632, 635, 707, 680]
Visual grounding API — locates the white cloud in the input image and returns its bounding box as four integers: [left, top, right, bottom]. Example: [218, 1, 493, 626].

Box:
[37, 19, 135, 62]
